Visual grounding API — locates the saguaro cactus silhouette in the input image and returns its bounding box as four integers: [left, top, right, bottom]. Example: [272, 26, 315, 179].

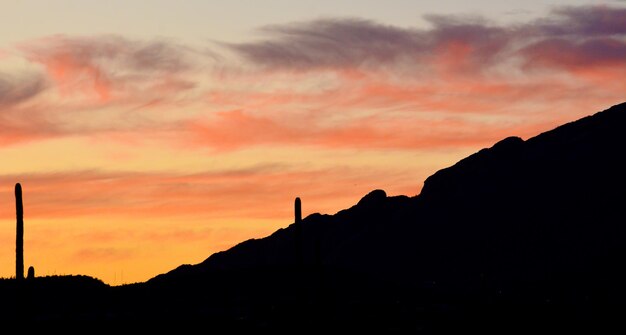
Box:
[27, 266, 35, 280]
[15, 182, 24, 280]
[295, 197, 302, 223]
[295, 197, 302, 266]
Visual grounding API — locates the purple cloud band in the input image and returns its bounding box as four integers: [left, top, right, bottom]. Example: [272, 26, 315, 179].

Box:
[226, 5, 626, 72]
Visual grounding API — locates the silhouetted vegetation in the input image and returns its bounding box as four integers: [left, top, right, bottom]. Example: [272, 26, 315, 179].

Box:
[294, 197, 302, 267]
[15, 183, 24, 281]
[27, 266, 34, 280]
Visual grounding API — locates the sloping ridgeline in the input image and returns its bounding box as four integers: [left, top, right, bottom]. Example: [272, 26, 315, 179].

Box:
[139, 101, 626, 331]
[2, 102, 626, 332]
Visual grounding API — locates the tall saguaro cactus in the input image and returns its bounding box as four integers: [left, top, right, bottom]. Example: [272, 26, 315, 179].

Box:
[15, 182, 24, 280]
[295, 197, 302, 266]
[295, 197, 302, 223]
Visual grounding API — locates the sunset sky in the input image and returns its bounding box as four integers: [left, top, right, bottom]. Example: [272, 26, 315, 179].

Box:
[1, 0, 624, 285]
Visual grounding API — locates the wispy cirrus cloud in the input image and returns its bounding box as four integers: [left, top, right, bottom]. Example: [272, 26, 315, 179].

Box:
[0, 71, 47, 107]
[516, 6, 626, 81]
[227, 5, 626, 75]
[520, 37, 626, 70]
[199, 5, 623, 152]
[528, 5, 626, 36]
[19, 34, 201, 102]
[226, 15, 514, 74]
[0, 71, 58, 145]
[0, 165, 399, 221]
[0, 35, 212, 146]
[184, 108, 555, 152]
[225, 18, 428, 70]
[0, 5, 624, 152]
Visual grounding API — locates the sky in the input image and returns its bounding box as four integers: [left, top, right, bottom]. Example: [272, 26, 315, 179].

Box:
[0, 0, 624, 285]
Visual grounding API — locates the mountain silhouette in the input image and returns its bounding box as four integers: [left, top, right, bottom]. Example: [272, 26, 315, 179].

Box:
[2, 102, 626, 332]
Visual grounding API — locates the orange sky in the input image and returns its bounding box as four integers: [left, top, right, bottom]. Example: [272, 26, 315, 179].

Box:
[1, 2, 625, 285]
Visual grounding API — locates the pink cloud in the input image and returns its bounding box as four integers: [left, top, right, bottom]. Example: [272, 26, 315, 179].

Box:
[19, 35, 199, 103]
[520, 37, 626, 71]
[0, 72, 48, 107]
[226, 5, 626, 75]
[184, 106, 560, 152]
[0, 4, 623, 154]
[0, 35, 208, 147]
[0, 166, 410, 222]
[44, 49, 112, 101]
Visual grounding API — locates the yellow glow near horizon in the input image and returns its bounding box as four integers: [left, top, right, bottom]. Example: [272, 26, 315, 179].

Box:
[0, 216, 282, 284]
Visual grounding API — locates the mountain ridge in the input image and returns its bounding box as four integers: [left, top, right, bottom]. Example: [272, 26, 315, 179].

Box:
[152, 101, 626, 285]
[138, 101, 626, 331]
